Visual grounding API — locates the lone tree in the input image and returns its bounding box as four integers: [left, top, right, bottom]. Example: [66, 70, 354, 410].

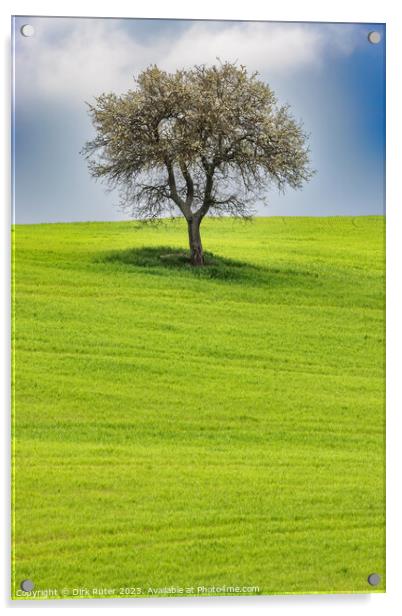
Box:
[82, 61, 314, 265]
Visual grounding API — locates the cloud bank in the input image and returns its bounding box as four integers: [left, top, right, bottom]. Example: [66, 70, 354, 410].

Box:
[15, 18, 360, 106]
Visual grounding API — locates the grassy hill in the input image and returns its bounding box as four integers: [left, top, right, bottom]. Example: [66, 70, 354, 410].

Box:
[12, 216, 385, 599]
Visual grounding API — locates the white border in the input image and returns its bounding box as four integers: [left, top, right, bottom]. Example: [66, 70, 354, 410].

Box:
[2, 1, 401, 614]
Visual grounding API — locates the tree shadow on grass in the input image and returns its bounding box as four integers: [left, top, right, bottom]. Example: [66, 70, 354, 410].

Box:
[98, 246, 319, 287]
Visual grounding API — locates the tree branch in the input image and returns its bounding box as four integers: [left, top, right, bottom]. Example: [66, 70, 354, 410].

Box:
[164, 158, 191, 219]
[195, 164, 214, 219]
[179, 160, 194, 209]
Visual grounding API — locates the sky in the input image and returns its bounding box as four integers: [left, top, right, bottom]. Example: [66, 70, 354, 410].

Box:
[12, 17, 385, 224]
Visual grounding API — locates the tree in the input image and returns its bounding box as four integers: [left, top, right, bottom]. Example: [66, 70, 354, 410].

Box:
[82, 61, 314, 266]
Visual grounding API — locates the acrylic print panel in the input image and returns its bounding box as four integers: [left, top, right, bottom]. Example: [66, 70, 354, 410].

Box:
[11, 16, 385, 600]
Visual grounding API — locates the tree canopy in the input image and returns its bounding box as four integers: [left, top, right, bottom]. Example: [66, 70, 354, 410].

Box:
[82, 61, 314, 265]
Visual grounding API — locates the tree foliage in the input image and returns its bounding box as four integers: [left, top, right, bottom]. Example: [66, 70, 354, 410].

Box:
[82, 61, 314, 264]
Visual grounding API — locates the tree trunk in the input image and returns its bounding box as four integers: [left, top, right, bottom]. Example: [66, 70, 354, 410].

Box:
[187, 217, 204, 266]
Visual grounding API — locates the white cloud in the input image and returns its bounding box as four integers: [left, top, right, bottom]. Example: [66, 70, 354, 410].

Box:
[14, 18, 360, 106]
[15, 19, 158, 105]
[162, 22, 324, 73]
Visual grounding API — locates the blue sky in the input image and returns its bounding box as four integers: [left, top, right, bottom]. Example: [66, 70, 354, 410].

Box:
[12, 17, 385, 224]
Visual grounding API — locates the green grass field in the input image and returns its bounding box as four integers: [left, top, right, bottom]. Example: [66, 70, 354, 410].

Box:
[12, 216, 385, 599]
